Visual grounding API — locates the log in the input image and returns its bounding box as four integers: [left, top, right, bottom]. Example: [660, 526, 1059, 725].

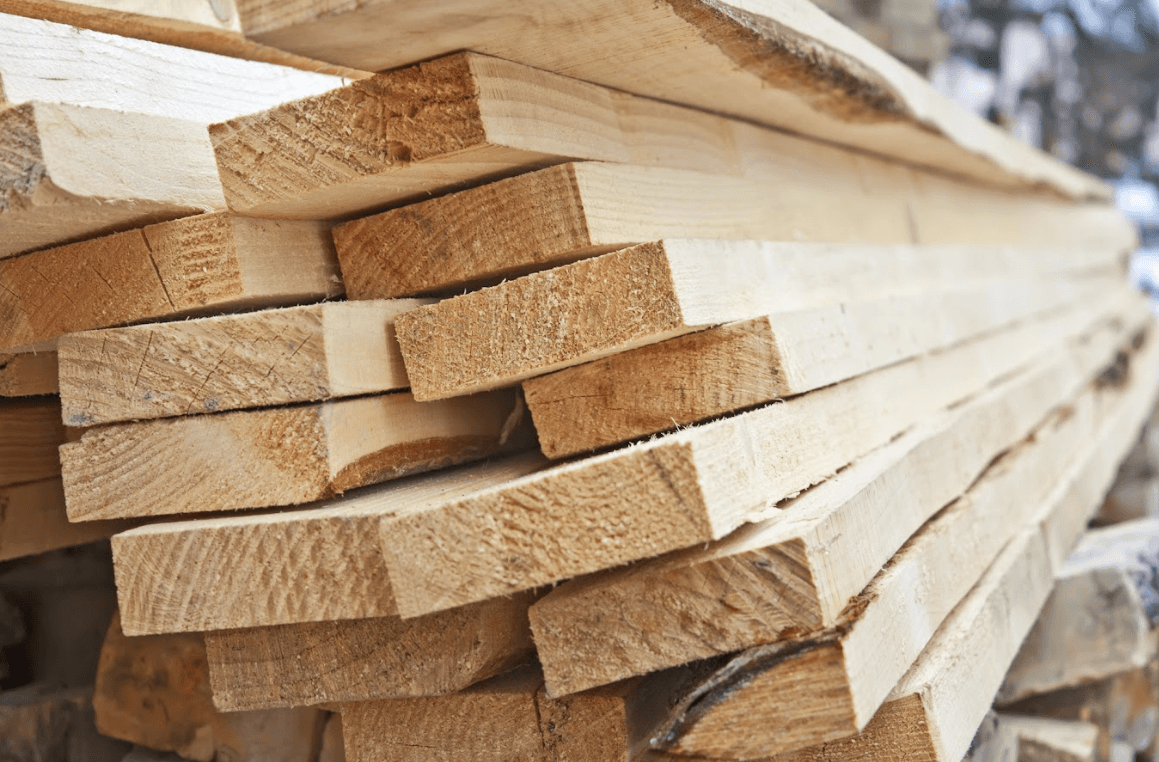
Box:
[334, 161, 1134, 300]
[522, 277, 1120, 458]
[0, 351, 57, 397]
[378, 296, 1143, 619]
[0, 11, 346, 122]
[0, 396, 65, 486]
[226, 0, 1106, 198]
[528, 298, 1142, 696]
[62, 388, 531, 520]
[0, 2, 369, 77]
[393, 238, 1118, 401]
[0, 101, 224, 258]
[1, 212, 342, 354]
[204, 592, 538, 712]
[112, 454, 548, 634]
[1001, 715, 1100, 762]
[93, 614, 325, 762]
[646, 333, 1147, 758]
[999, 517, 1159, 704]
[0, 479, 135, 562]
[58, 299, 428, 427]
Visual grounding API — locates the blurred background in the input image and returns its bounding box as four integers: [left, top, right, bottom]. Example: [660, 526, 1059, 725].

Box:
[815, 0, 1159, 297]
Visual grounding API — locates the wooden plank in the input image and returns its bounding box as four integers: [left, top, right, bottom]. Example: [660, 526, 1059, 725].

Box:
[528, 296, 1145, 696]
[964, 712, 1019, 762]
[0, 479, 134, 562]
[226, 0, 1106, 199]
[63, 388, 530, 520]
[0, 102, 224, 258]
[0, 2, 370, 77]
[1, 212, 342, 353]
[394, 237, 1120, 401]
[93, 613, 325, 762]
[999, 518, 1159, 704]
[334, 161, 1134, 300]
[1001, 716, 1100, 762]
[0, 11, 347, 121]
[0, 351, 56, 397]
[204, 592, 538, 711]
[208, 52, 1106, 224]
[112, 454, 549, 635]
[58, 299, 427, 427]
[0, 397, 65, 487]
[523, 276, 1119, 458]
[377, 294, 1140, 619]
[646, 332, 1148, 759]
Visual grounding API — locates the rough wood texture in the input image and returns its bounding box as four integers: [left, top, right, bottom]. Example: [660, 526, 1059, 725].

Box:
[334, 161, 1134, 300]
[394, 237, 1119, 401]
[0, 479, 134, 562]
[379, 297, 1138, 619]
[112, 454, 548, 635]
[0, 11, 347, 122]
[999, 517, 1159, 704]
[1002, 716, 1100, 762]
[228, 0, 1106, 199]
[0, 350, 56, 396]
[58, 299, 426, 426]
[529, 298, 1139, 696]
[93, 613, 326, 762]
[63, 388, 529, 520]
[0, 2, 370, 77]
[523, 277, 1117, 458]
[1, 212, 342, 353]
[204, 592, 538, 711]
[0, 396, 65, 486]
[0, 101, 225, 258]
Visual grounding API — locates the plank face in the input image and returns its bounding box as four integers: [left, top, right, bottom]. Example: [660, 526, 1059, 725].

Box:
[0, 351, 57, 396]
[1, 213, 342, 352]
[230, 0, 1104, 199]
[0, 396, 65, 487]
[58, 299, 424, 426]
[0, 479, 133, 561]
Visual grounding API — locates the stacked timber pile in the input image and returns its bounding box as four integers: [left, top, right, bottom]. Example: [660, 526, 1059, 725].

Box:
[0, 1, 1156, 760]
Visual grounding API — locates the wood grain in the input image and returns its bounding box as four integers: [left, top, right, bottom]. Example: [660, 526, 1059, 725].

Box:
[1, 212, 341, 352]
[0, 350, 56, 396]
[62, 388, 530, 520]
[205, 592, 538, 711]
[0, 396, 64, 486]
[394, 237, 1121, 401]
[58, 299, 425, 426]
[0, 478, 133, 562]
[228, 0, 1106, 199]
[334, 161, 1134, 300]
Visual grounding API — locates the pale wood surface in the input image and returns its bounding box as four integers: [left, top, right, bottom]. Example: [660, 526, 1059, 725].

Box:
[394, 237, 1120, 401]
[380, 296, 1138, 619]
[529, 297, 1140, 696]
[0, 101, 225, 258]
[0, 396, 65, 486]
[0, 351, 57, 396]
[524, 276, 1118, 458]
[1002, 716, 1100, 762]
[93, 613, 325, 762]
[204, 592, 538, 711]
[63, 388, 529, 520]
[1, 213, 342, 353]
[964, 712, 1019, 762]
[112, 454, 548, 635]
[0, 478, 133, 562]
[228, 0, 1106, 199]
[0, 2, 370, 77]
[335, 161, 1134, 300]
[650, 331, 1138, 758]
[0, 11, 347, 121]
[58, 299, 427, 426]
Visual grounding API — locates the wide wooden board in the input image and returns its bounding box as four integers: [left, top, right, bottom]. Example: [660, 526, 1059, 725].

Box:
[0, 396, 65, 486]
[0, 351, 57, 396]
[0, 478, 133, 561]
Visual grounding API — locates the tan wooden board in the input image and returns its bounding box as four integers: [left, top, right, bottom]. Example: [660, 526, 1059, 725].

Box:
[63, 388, 530, 520]
[1, 212, 342, 352]
[528, 295, 1146, 696]
[334, 161, 1133, 300]
[0, 478, 134, 561]
[0, 396, 65, 486]
[227, 0, 1106, 199]
[58, 299, 426, 426]
[205, 592, 538, 711]
[0, 350, 57, 396]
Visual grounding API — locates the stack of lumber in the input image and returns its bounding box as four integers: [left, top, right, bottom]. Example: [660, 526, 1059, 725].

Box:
[0, 1, 1156, 761]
